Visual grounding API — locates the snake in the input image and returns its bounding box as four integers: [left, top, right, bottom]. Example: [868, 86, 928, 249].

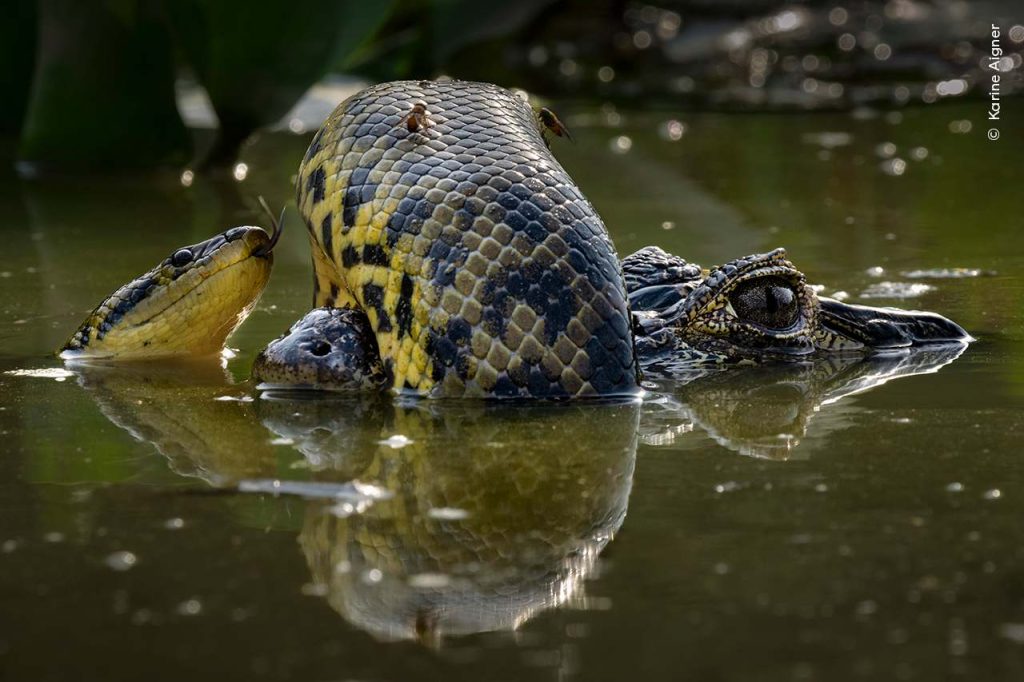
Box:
[60, 80, 970, 397]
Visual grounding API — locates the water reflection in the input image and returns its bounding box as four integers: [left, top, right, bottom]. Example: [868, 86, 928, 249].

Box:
[640, 345, 966, 459]
[66, 359, 278, 482]
[63, 344, 964, 642]
[259, 396, 638, 644]
[65, 361, 638, 643]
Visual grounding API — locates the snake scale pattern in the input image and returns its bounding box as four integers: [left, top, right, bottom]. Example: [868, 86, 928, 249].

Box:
[295, 80, 639, 398]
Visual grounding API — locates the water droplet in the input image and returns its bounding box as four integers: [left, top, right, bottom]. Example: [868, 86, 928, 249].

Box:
[659, 120, 685, 141]
[999, 623, 1024, 643]
[945, 482, 964, 493]
[527, 45, 548, 67]
[379, 434, 413, 449]
[874, 142, 897, 158]
[936, 79, 967, 97]
[428, 507, 470, 521]
[300, 582, 328, 597]
[880, 154, 905, 174]
[948, 120, 972, 134]
[983, 488, 1002, 500]
[408, 573, 451, 589]
[232, 162, 248, 182]
[164, 518, 185, 530]
[177, 598, 203, 616]
[828, 7, 848, 26]
[609, 135, 632, 154]
[105, 551, 138, 572]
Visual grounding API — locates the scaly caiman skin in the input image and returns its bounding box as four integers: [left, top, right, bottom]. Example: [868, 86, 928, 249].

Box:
[294, 80, 639, 398]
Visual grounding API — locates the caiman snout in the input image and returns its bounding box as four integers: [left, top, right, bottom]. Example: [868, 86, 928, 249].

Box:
[818, 298, 972, 349]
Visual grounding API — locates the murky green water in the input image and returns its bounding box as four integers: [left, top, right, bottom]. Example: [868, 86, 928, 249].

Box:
[1, 102, 1023, 681]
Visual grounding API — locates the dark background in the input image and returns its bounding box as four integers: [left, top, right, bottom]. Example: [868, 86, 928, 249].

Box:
[2, 0, 1021, 171]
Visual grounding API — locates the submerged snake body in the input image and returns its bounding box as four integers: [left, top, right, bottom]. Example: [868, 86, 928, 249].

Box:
[295, 80, 639, 398]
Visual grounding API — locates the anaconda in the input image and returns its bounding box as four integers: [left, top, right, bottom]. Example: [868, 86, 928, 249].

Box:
[61, 79, 970, 394]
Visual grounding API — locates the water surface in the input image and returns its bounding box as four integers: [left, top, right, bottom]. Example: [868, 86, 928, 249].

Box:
[1, 102, 1022, 681]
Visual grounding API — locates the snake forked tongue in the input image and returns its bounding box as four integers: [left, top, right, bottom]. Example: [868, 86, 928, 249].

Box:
[253, 197, 285, 257]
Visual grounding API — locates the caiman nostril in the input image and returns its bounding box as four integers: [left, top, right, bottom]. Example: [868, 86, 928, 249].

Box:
[225, 227, 247, 242]
[171, 248, 194, 267]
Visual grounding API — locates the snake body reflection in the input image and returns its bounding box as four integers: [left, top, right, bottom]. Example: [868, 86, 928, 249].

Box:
[67, 345, 964, 643]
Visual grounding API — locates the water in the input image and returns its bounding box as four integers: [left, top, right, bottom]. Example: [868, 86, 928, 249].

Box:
[1, 102, 1022, 680]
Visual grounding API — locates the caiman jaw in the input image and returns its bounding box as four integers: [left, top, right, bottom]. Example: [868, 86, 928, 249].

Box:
[814, 297, 972, 350]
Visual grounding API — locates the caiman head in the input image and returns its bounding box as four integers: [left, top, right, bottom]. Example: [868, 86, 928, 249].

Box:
[625, 246, 971, 364]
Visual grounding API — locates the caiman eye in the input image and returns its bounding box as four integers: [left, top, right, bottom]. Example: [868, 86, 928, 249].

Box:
[729, 277, 800, 329]
[171, 248, 194, 267]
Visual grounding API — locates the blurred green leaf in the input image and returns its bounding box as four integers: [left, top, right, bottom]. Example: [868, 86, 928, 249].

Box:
[164, 0, 397, 167]
[18, 0, 189, 171]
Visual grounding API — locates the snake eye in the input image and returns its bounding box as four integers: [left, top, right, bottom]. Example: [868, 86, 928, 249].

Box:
[171, 249, 194, 267]
[729, 277, 800, 330]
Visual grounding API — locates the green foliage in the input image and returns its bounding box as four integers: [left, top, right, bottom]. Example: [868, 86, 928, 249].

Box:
[18, 0, 190, 170]
[0, 0, 36, 134]
[164, 0, 397, 167]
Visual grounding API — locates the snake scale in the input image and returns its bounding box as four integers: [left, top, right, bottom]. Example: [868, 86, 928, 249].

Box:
[295, 80, 639, 398]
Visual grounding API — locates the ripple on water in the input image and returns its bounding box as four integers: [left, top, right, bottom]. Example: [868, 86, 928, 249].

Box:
[801, 131, 852, 148]
[859, 282, 934, 299]
[900, 268, 996, 279]
[4, 368, 75, 381]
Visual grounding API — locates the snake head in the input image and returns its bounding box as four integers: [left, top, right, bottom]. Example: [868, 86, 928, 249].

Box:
[625, 246, 971, 364]
[60, 225, 277, 360]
